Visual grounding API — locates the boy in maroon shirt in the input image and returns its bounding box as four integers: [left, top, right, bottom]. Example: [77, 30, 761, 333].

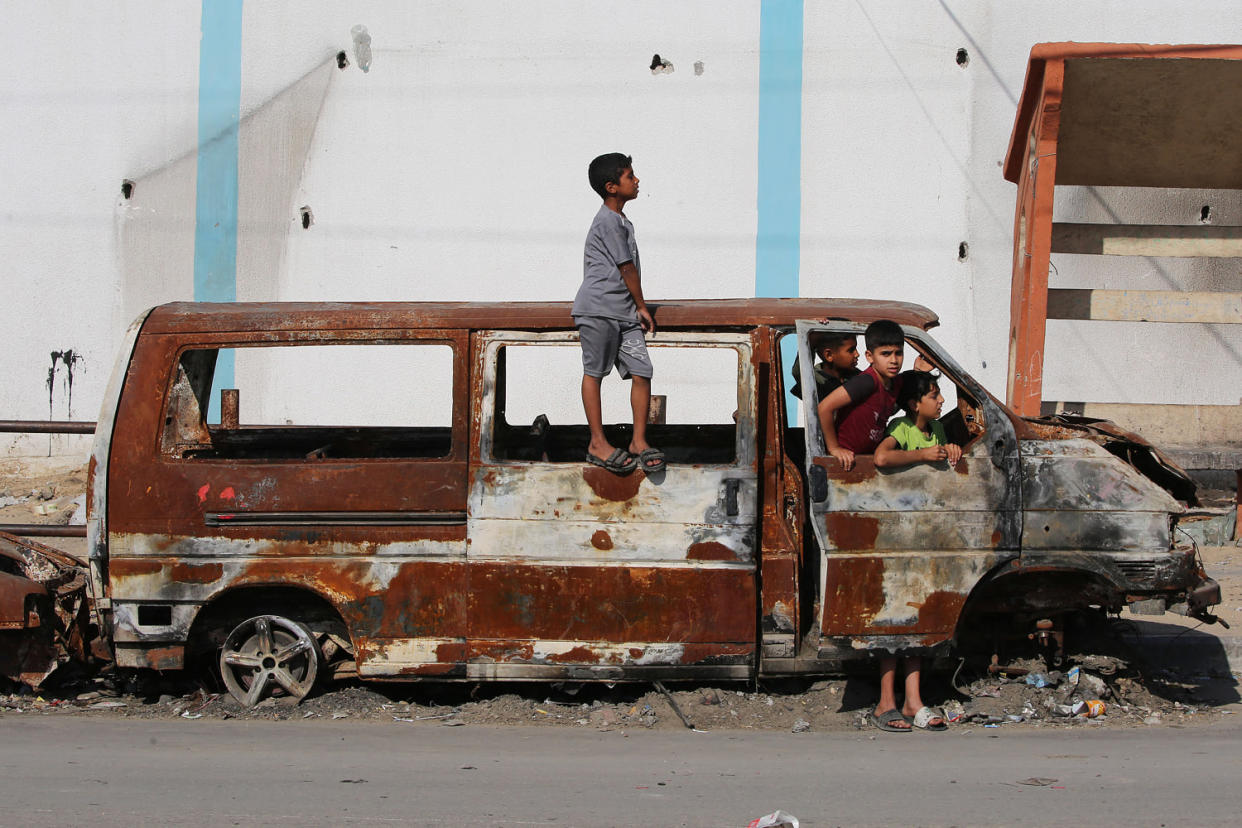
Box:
[817, 319, 930, 471]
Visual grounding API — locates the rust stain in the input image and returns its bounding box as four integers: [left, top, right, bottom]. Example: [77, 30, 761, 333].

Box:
[822, 557, 885, 634]
[590, 530, 613, 550]
[581, 465, 643, 502]
[467, 563, 754, 642]
[144, 644, 185, 670]
[824, 513, 880, 550]
[545, 645, 602, 664]
[686, 541, 735, 561]
[168, 562, 223, 584]
[109, 559, 164, 577]
[990, 529, 1002, 547]
[955, 457, 970, 475]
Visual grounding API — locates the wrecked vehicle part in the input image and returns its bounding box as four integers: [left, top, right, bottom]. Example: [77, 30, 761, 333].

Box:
[219, 614, 321, 706]
[0, 531, 94, 686]
[1022, 414, 1198, 505]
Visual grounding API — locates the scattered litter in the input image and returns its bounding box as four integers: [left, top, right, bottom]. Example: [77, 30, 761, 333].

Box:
[792, 719, 811, 733]
[1016, 777, 1058, 787]
[88, 701, 126, 709]
[442, 720, 465, 727]
[332, 711, 349, 719]
[747, 810, 800, 828]
[180, 711, 202, 719]
[392, 717, 414, 722]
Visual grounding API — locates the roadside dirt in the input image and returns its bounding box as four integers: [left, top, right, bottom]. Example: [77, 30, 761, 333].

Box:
[2, 459, 1239, 734]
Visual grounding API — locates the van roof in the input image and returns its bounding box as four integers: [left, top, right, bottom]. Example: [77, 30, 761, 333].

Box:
[141, 299, 938, 335]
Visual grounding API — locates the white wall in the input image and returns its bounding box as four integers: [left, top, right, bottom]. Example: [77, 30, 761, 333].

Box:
[2, 1, 1241, 456]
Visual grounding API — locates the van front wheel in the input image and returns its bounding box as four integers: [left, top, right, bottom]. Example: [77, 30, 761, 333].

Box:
[219, 614, 321, 707]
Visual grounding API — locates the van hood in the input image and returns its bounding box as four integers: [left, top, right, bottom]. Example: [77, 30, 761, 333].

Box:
[1019, 414, 1198, 505]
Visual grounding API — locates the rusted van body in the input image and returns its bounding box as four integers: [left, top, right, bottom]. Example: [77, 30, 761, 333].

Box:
[86, 300, 1219, 702]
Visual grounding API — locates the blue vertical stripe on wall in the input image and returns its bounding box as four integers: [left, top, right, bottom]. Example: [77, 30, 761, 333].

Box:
[195, 0, 243, 420]
[756, 0, 803, 299]
[756, 0, 804, 423]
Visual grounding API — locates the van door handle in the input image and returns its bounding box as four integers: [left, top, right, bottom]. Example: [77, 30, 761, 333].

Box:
[724, 479, 740, 517]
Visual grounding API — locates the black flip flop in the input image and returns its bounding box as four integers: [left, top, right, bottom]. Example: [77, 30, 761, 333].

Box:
[635, 447, 666, 474]
[585, 448, 637, 474]
[869, 709, 911, 733]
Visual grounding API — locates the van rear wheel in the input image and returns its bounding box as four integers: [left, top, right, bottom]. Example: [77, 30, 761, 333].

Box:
[219, 614, 321, 707]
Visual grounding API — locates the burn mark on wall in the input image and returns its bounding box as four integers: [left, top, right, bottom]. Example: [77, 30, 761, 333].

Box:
[47, 350, 83, 419]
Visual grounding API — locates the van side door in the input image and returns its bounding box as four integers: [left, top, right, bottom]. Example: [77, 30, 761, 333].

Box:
[466, 330, 759, 681]
[795, 320, 1021, 657]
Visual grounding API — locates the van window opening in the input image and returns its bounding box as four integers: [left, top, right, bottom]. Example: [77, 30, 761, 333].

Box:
[490, 343, 741, 464]
[161, 343, 454, 460]
[792, 329, 987, 458]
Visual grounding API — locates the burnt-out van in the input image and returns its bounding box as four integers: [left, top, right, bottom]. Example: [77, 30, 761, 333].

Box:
[86, 300, 1220, 705]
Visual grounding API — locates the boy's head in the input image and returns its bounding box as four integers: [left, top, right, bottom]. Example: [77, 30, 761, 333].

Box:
[810, 332, 858, 374]
[899, 370, 944, 419]
[863, 319, 905, 379]
[589, 153, 636, 200]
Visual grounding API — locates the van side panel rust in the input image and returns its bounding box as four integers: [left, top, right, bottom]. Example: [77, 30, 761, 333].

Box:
[105, 327, 472, 673]
[465, 330, 760, 674]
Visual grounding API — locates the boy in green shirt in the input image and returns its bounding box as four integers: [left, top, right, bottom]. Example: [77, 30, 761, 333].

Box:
[874, 370, 962, 468]
[868, 370, 960, 732]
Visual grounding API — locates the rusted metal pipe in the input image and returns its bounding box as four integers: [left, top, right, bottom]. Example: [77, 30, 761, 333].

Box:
[0, 420, 95, 434]
[0, 525, 87, 538]
[220, 389, 239, 430]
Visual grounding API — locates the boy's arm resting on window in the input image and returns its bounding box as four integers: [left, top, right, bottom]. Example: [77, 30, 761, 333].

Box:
[618, 262, 654, 333]
[874, 436, 960, 468]
[816, 386, 855, 470]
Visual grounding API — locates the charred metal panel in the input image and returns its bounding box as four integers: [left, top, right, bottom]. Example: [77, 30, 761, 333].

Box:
[466, 562, 754, 642]
[466, 330, 759, 672]
[1021, 439, 1179, 552]
[795, 321, 1023, 654]
[108, 535, 468, 672]
[104, 325, 472, 676]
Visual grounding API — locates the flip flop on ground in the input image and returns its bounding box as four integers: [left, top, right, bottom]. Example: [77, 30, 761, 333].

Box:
[585, 448, 637, 474]
[634, 447, 666, 474]
[869, 708, 910, 733]
[910, 706, 947, 730]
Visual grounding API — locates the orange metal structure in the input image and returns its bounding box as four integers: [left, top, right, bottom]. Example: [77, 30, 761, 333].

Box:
[1003, 42, 1242, 416]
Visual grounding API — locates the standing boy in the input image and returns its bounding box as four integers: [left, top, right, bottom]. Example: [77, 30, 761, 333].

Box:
[572, 153, 665, 475]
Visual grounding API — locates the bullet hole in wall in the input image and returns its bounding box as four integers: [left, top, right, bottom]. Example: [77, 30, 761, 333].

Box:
[958, 241, 969, 261]
[650, 54, 674, 75]
[1200, 205, 1212, 224]
[694, 61, 704, 76]
[337, 51, 349, 70]
[300, 206, 314, 229]
[956, 48, 969, 67]
[121, 180, 134, 200]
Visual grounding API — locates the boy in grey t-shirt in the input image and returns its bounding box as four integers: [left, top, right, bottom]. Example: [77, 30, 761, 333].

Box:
[572, 153, 664, 475]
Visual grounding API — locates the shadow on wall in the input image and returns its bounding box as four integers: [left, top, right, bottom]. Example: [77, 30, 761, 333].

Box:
[115, 58, 336, 325]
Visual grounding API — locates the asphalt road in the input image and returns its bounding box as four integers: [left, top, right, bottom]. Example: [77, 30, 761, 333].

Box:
[3, 716, 1241, 827]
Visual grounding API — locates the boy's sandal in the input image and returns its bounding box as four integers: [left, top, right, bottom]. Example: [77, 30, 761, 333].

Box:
[636, 447, 666, 474]
[869, 709, 910, 733]
[585, 448, 637, 474]
[911, 706, 947, 731]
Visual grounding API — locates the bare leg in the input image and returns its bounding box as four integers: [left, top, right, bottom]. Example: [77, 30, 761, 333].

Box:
[900, 657, 943, 726]
[628, 376, 652, 457]
[582, 374, 615, 461]
[874, 656, 908, 728]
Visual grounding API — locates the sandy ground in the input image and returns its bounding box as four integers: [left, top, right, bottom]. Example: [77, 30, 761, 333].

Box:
[3, 458, 1239, 735]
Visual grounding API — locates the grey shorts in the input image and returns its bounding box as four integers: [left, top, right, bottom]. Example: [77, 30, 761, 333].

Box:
[575, 316, 653, 380]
